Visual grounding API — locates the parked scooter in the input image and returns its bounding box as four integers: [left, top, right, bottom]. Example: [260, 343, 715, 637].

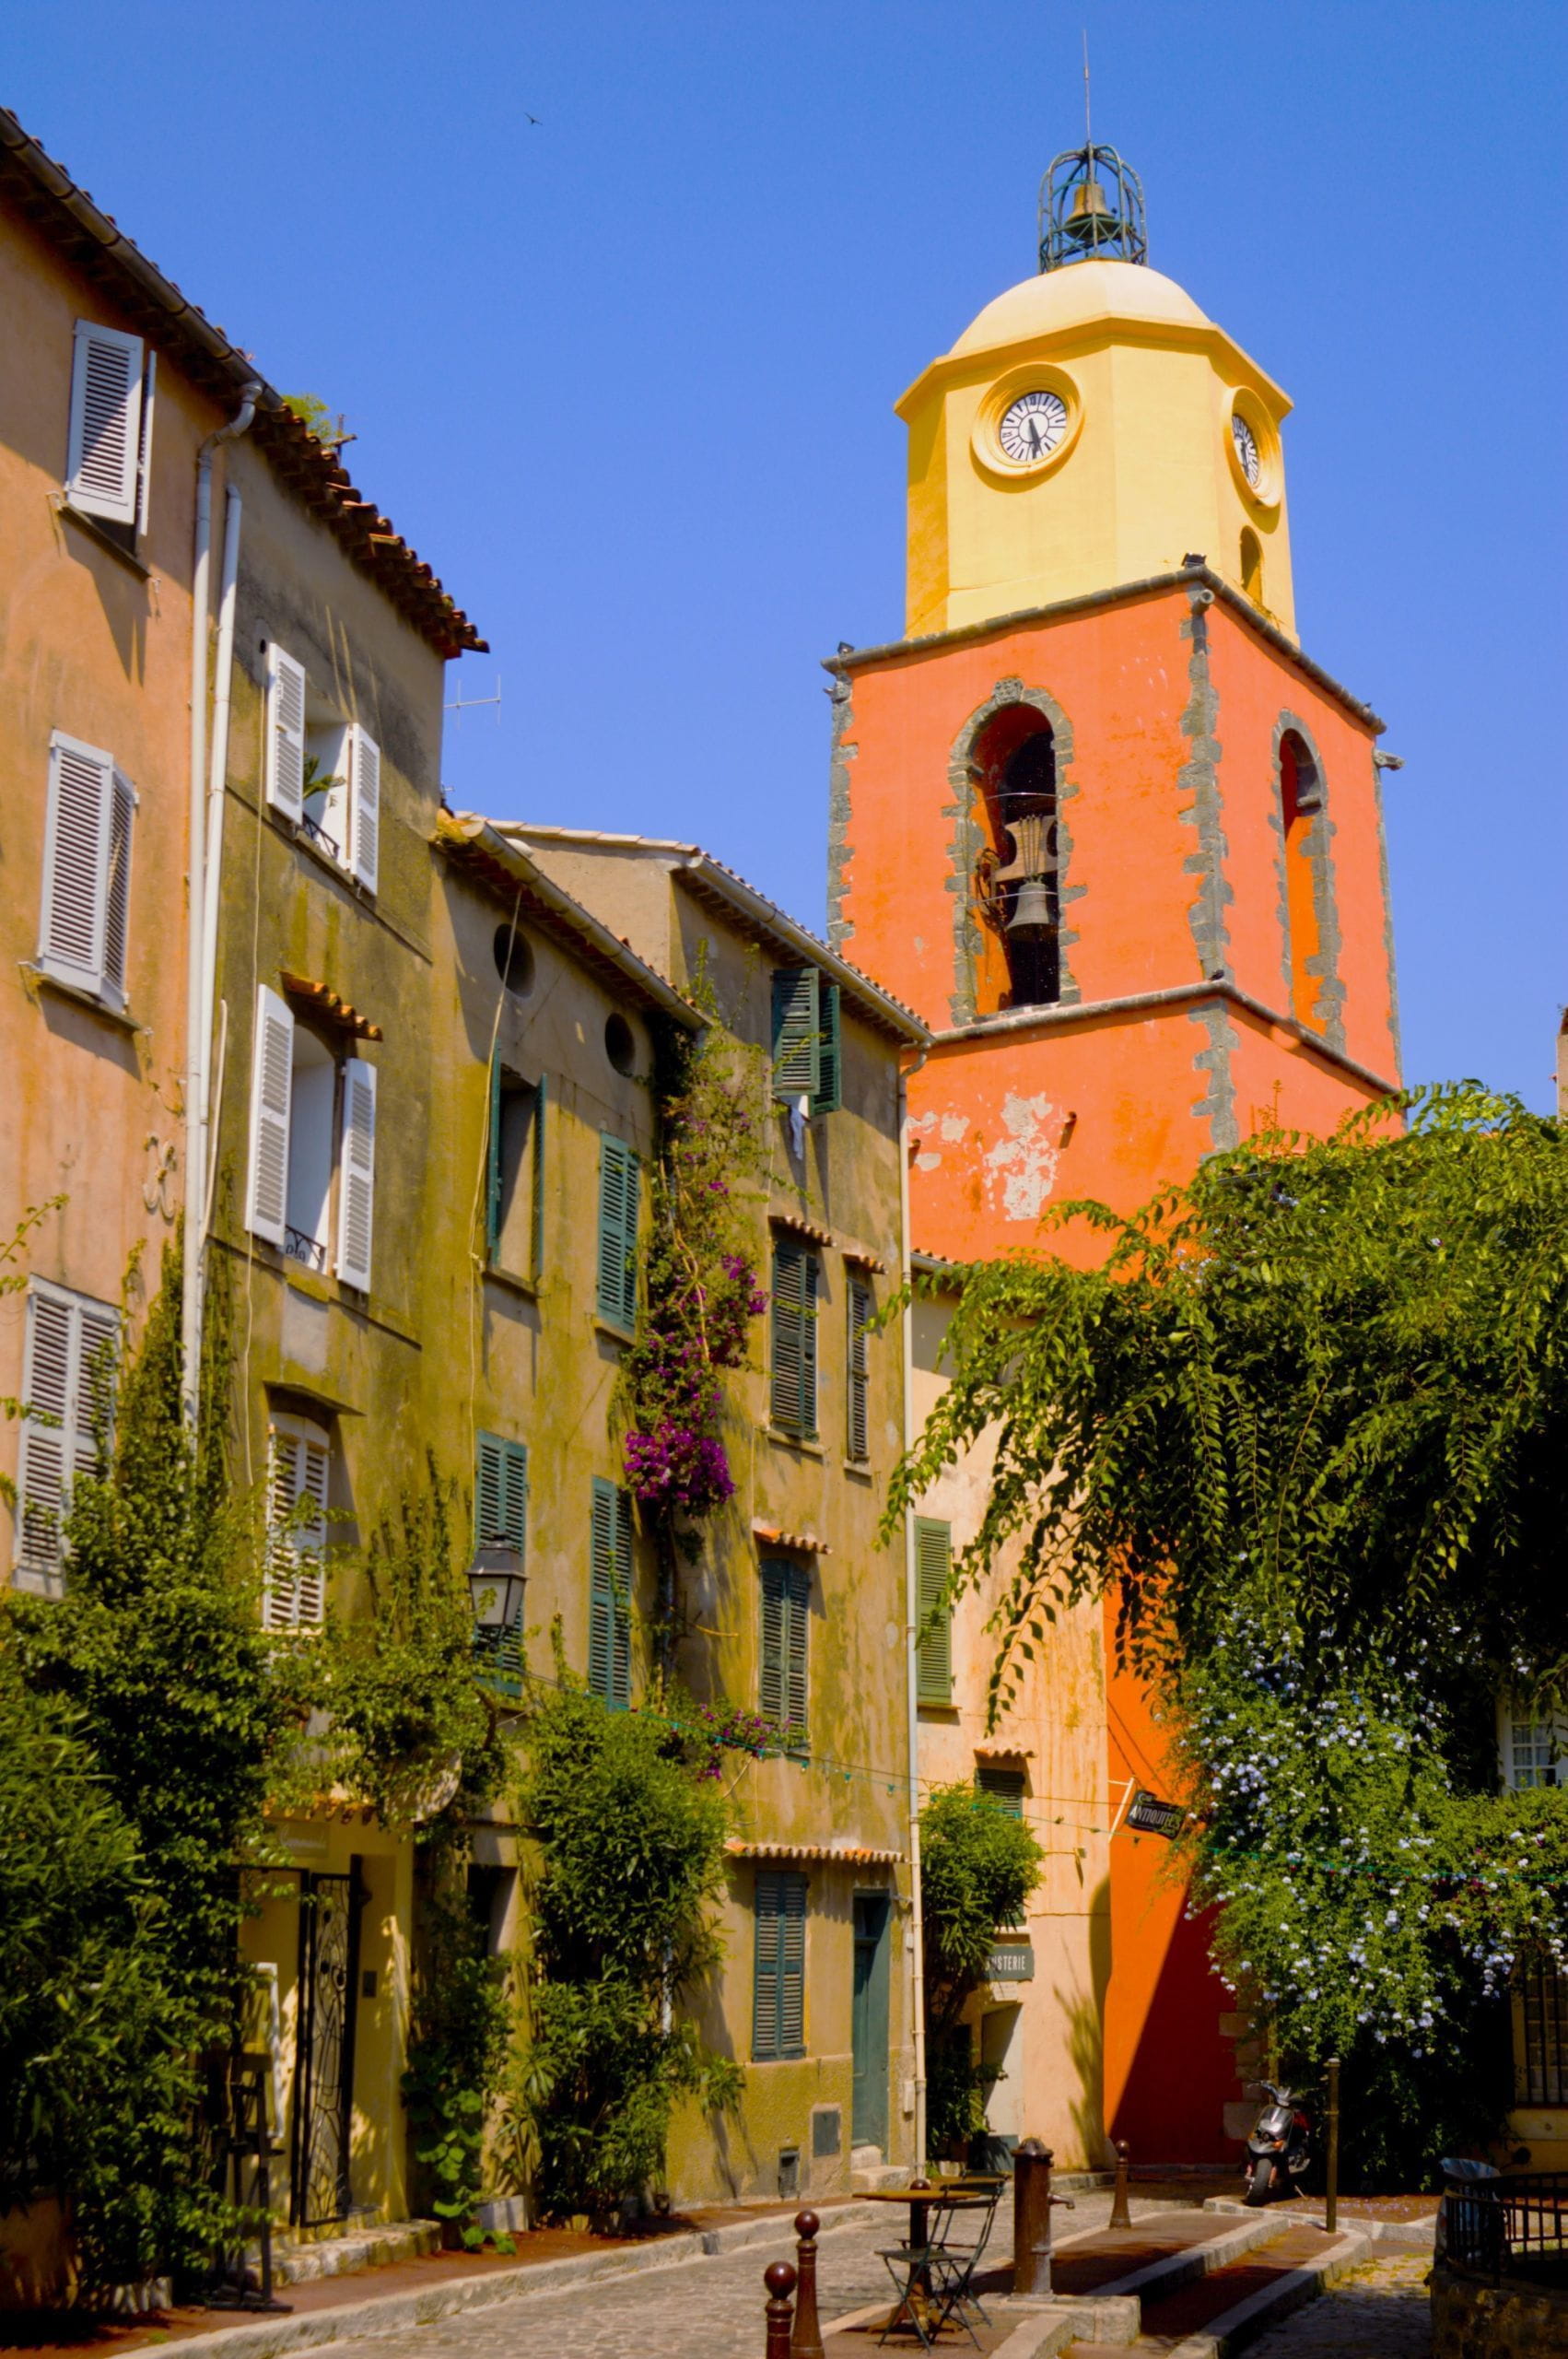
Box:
[1243, 2081, 1313, 2204]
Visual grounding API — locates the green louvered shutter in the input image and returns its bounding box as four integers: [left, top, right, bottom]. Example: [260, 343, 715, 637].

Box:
[754, 1870, 808, 2060]
[915, 1516, 954, 1705]
[531, 1073, 548, 1279]
[977, 1765, 1025, 1817]
[590, 1476, 632, 1708]
[813, 983, 841, 1114]
[785, 1562, 809, 1739]
[759, 1560, 810, 1744]
[771, 968, 819, 1101]
[486, 1053, 504, 1262]
[475, 1433, 528, 1678]
[597, 1134, 639, 1328]
[759, 1560, 786, 1722]
[769, 1239, 819, 1438]
[847, 1279, 871, 1462]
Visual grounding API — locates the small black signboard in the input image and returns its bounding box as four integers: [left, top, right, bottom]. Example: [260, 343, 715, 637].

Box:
[1127, 1790, 1186, 1838]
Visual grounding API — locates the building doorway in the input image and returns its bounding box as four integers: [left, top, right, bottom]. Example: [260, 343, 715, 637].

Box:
[289, 1861, 366, 2226]
[852, 1893, 892, 2155]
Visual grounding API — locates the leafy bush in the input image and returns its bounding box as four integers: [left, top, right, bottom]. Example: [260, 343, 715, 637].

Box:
[919, 1785, 1042, 2154]
[513, 1673, 741, 2217]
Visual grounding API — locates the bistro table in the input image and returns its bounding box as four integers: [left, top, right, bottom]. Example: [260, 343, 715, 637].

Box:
[858, 2178, 1007, 2341]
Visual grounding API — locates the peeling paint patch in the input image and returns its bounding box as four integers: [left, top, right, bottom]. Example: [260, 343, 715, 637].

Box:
[983, 1092, 1061, 1222]
[915, 1152, 942, 1172]
[826, 672, 857, 948]
[938, 1113, 970, 1142]
[1177, 592, 1233, 981]
[1189, 1002, 1240, 1151]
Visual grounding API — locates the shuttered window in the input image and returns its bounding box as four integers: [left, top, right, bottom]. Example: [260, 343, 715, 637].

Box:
[977, 1765, 1026, 1817]
[589, 1477, 633, 1709]
[346, 723, 380, 893]
[487, 1066, 544, 1278]
[475, 1434, 529, 1680]
[753, 1871, 808, 2060]
[246, 987, 295, 1247]
[263, 1416, 329, 1631]
[770, 1238, 819, 1438]
[596, 1135, 640, 1330]
[264, 647, 307, 821]
[335, 1058, 378, 1291]
[915, 1516, 954, 1706]
[39, 733, 136, 1010]
[12, 1284, 118, 1583]
[771, 969, 841, 1115]
[64, 321, 144, 525]
[847, 1278, 872, 1462]
[759, 1558, 811, 1747]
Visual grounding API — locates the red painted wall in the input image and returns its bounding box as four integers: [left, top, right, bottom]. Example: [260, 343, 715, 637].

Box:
[838, 579, 1398, 2159]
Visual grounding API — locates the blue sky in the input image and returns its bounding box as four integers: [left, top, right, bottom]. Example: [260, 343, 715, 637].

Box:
[11, 2, 1563, 1105]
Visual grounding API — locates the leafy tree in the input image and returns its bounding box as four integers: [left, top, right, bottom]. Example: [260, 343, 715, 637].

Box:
[512, 1668, 741, 2217]
[6, 1241, 300, 2286]
[919, 1784, 1042, 2154]
[892, 1087, 1568, 2180]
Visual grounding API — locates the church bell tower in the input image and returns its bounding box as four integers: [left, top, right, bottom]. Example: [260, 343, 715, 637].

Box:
[830, 147, 1403, 2161]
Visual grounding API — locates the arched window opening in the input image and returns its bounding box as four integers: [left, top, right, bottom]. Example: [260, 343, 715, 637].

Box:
[1240, 527, 1264, 607]
[969, 708, 1060, 1013]
[1279, 730, 1324, 1030]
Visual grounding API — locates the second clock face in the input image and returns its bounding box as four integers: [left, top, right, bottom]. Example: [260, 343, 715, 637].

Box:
[1232, 411, 1261, 489]
[999, 389, 1069, 466]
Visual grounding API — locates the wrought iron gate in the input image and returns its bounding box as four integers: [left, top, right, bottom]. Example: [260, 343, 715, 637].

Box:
[289, 1860, 365, 2227]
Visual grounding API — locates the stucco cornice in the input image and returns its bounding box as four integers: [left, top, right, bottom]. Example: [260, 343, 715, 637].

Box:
[823, 567, 1386, 736]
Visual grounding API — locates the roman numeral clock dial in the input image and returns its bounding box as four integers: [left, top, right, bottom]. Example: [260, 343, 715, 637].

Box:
[999, 388, 1069, 465]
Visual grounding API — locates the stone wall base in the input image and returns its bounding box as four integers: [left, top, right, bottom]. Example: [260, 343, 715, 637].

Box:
[1432, 2259, 1568, 2357]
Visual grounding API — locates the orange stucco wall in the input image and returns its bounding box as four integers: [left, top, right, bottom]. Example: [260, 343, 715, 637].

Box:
[837, 579, 1398, 2158]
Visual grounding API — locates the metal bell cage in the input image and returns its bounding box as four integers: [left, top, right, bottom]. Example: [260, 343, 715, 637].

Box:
[1037, 144, 1148, 273]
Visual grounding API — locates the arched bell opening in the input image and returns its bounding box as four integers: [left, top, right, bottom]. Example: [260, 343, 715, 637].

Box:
[969, 707, 1060, 1013]
[1240, 526, 1264, 608]
[1279, 727, 1325, 1029]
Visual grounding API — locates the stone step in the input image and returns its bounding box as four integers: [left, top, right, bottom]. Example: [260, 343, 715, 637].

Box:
[263, 2219, 441, 2285]
[1064, 2221, 1373, 2359]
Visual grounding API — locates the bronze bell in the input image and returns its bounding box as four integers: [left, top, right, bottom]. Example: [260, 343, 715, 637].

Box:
[1006, 876, 1055, 939]
[1067, 180, 1112, 245]
[993, 813, 1058, 940]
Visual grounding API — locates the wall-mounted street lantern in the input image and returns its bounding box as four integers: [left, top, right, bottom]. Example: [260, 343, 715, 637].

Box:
[468, 1538, 526, 1637]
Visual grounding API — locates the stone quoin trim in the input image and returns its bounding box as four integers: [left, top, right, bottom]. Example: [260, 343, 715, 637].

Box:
[1189, 999, 1241, 1151]
[825, 669, 857, 950]
[1370, 752, 1405, 1080]
[942, 677, 1081, 1029]
[1177, 585, 1233, 985]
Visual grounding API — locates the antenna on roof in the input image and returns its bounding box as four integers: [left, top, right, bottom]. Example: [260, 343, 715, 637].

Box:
[443, 675, 502, 727]
[1082, 29, 1092, 152]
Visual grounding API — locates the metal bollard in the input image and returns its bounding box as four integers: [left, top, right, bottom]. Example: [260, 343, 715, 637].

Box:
[1325, 2058, 1340, 2235]
[790, 2211, 825, 2359]
[1012, 2138, 1074, 2298]
[764, 2259, 797, 2359]
[1109, 2138, 1132, 2232]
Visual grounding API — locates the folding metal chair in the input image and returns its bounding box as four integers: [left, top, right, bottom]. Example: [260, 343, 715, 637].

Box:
[926, 2183, 1002, 2346]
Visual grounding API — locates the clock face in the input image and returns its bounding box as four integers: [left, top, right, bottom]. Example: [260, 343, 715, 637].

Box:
[999, 389, 1069, 466]
[1232, 411, 1261, 489]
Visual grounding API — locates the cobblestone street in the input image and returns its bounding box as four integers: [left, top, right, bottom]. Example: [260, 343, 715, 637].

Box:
[1246, 2252, 1433, 2359]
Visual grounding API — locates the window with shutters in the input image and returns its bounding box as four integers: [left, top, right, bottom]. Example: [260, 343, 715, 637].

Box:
[753, 1870, 808, 2061]
[246, 989, 378, 1290]
[759, 1558, 811, 1751]
[846, 1278, 872, 1463]
[64, 320, 155, 540]
[487, 1066, 544, 1281]
[770, 970, 842, 1116]
[263, 647, 380, 896]
[976, 1764, 1026, 1817]
[914, 1516, 954, 1706]
[11, 1282, 118, 1591]
[770, 1238, 819, 1439]
[1503, 1706, 1567, 1791]
[37, 733, 136, 1011]
[475, 1434, 528, 1680]
[596, 1135, 640, 1332]
[264, 1414, 331, 1631]
[589, 1477, 634, 1709]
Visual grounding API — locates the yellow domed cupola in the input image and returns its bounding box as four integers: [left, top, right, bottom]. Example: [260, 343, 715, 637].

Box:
[897, 144, 1295, 640]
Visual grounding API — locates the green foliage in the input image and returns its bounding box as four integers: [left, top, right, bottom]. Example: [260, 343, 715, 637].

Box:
[513, 1669, 741, 2217]
[892, 1086, 1568, 2182]
[402, 1874, 513, 2248]
[319, 1466, 504, 1825]
[919, 1785, 1042, 2153]
[4, 1241, 300, 2287]
[282, 393, 346, 448]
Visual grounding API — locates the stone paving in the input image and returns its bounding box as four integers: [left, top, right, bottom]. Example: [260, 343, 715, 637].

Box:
[1245, 2250, 1433, 2359]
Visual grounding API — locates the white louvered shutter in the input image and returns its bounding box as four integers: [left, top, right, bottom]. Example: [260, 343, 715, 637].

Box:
[14, 1288, 117, 1579]
[246, 987, 294, 1246]
[134, 352, 156, 539]
[336, 1058, 377, 1290]
[102, 769, 135, 1005]
[347, 725, 380, 892]
[40, 734, 115, 998]
[264, 1422, 329, 1630]
[264, 648, 307, 820]
[65, 322, 144, 524]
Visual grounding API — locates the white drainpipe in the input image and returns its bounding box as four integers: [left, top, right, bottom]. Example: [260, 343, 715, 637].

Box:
[899, 1042, 930, 2174]
[181, 387, 260, 1415]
